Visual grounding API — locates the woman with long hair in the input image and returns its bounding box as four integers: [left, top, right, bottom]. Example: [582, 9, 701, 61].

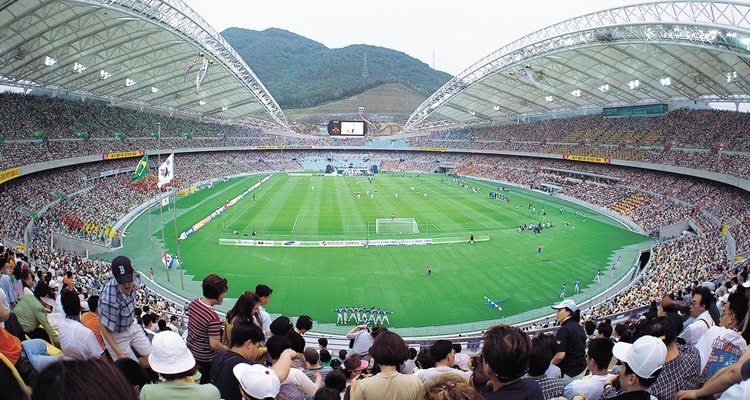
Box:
[223, 291, 263, 346]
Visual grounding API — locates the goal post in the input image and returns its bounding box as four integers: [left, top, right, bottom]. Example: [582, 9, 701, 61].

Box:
[375, 218, 419, 234]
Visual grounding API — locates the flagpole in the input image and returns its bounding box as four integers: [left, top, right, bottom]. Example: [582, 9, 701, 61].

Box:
[159, 190, 169, 282]
[171, 182, 184, 290]
[157, 123, 170, 283]
[148, 195, 157, 276]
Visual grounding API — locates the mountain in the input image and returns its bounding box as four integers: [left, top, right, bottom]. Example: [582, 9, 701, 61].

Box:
[221, 27, 453, 110]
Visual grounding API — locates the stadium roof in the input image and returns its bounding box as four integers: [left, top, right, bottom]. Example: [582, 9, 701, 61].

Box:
[404, 1, 750, 132]
[0, 0, 289, 130]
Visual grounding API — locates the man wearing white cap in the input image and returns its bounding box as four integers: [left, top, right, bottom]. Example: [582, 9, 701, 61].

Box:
[140, 330, 220, 399]
[601, 335, 667, 400]
[551, 299, 587, 384]
[233, 364, 281, 400]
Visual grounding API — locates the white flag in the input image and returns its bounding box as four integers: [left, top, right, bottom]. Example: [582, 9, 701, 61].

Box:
[195, 58, 209, 91]
[158, 153, 174, 188]
[160, 196, 170, 207]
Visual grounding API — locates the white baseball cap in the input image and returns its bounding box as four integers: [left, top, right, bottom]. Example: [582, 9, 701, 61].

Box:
[233, 363, 281, 399]
[612, 335, 667, 379]
[551, 299, 578, 312]
[148, 331, 196, 375]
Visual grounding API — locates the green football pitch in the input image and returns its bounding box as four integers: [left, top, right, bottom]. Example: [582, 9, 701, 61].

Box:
[117, 172, 650, 332]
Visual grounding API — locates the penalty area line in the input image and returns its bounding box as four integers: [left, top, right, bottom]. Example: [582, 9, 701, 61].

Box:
[292, 214, 300, 232]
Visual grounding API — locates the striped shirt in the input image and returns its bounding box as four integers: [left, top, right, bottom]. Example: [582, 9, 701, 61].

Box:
[186, 298, 222, 363]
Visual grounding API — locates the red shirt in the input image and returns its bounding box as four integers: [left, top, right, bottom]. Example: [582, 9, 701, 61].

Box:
[0, 327, 22, 364]
[81, 311, 105, 349]
[186, 299, 222, 363]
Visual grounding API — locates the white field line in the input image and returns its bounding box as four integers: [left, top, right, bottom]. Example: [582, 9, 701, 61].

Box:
[292, 214, 300, 232]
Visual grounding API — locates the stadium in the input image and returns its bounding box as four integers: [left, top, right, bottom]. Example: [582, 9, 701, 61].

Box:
[1, 0, 750, 399]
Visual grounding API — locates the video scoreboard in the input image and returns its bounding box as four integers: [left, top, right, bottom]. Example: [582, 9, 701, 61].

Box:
[327, 120, 367, 136]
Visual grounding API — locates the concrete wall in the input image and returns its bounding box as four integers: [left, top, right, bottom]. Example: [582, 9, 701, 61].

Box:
[52, 233, 112, 258]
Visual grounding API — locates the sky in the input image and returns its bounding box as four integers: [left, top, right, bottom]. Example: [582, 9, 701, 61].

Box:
[185, 0, 639, 76]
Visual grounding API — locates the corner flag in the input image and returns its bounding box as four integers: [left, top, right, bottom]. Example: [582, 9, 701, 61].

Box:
[131, 154, 148, 181]
[157, 153, 174, 188]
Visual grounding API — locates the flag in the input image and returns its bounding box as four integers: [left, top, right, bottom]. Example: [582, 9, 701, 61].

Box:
[161, 253, 176, 270]
[161, 196, 170, 207]
[132, 154, 148, 181]
[195, 57, 209, 91]
[157, 154, 174, 188]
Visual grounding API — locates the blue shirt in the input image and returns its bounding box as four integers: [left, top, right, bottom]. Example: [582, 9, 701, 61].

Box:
[98, 276, 136, 333]
[0, 275, 15, 309]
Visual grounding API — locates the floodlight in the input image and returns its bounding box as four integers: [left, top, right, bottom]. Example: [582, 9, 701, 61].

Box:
[125, 78, 136, 87]
[660, 77, 671, 86]
[44, 56, 56, 66]
[545, 96, 553, 102]
[150, 86, 159, 93]
[493, 105, 500, 111]
[598, 84, 609, 92]
[628, 80, 640, 89]
[726, 71, 738, 83]
[570, 89, 581, 97]
[73, 62, 86, 73]
[221, 106, 228, 112]
[100, 70, 111, 80]
[199, 100, 206, 106]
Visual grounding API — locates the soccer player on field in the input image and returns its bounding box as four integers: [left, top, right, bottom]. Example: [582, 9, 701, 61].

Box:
[560, 283, 566, 299]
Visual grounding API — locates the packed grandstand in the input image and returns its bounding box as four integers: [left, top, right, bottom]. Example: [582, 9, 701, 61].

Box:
[2, 93, 750, 399]
[3, 0, 750, 399]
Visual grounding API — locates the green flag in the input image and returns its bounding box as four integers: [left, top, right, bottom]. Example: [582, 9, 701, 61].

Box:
[132, 154, 148, 181]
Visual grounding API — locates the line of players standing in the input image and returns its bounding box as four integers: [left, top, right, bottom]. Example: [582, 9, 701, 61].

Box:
[332, 306, 392, 325]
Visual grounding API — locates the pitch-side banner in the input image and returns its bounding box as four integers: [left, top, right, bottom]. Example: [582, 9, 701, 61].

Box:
[0, 167, 20, 185]
[102, 150, 144, 160]
[220, 238, 433, 248]
[562, 154, 611, 164]
[179, 174, 271, 241]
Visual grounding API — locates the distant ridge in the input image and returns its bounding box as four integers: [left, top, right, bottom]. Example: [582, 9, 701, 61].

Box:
[285, 83, 426, 120]
[221, 27, 452, 111]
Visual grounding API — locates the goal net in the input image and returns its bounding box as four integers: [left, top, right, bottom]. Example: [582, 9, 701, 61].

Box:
[375, 218, 419, 234]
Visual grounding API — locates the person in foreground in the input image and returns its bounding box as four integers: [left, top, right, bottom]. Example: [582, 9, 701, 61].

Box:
[140, 330, 221, 400]
[601, 335, 667, 400]
[481, 324, 543, 399]
[351, 330, 421, 400]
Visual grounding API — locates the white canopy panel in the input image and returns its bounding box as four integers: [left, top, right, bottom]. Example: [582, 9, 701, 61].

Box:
[0, 0, 288, 130]
[404, 1, 750, 131]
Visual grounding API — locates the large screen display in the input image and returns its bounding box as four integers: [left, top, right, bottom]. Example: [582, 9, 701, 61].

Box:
[327, 120, 367, 136]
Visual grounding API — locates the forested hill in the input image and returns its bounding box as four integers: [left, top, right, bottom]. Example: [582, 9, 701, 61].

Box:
[221, 27, 453, 109]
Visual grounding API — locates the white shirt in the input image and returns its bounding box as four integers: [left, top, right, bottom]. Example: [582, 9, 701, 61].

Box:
[679, 310, 714, 346]
[562, 373, 613, 400]
[695, 325, 746, 381]
[720, 378, 750, 399]
[282, 366, 318, 397]
[167, 322, 180, 334]
[59, 317, 103, 360]
[258, 305, 272, 336]
[454, 352, 470, 369]
[545, 363, 562, 379]
[416, 365, 471, 384]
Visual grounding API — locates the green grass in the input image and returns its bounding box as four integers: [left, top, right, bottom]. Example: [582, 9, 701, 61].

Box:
[125, 173, 650, 329]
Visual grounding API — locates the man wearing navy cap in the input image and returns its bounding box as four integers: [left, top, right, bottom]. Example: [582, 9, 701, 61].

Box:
[98, 255, 152, 366]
